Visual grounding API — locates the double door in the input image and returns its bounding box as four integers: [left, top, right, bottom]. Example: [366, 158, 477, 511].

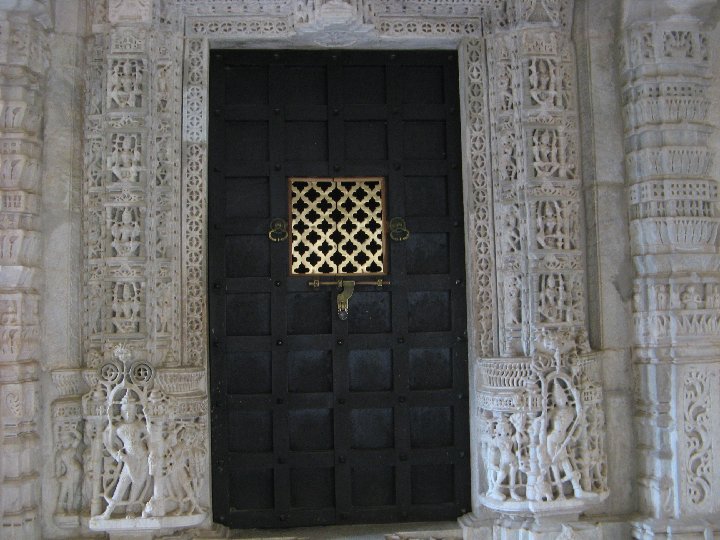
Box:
[208, 50, 469, 528]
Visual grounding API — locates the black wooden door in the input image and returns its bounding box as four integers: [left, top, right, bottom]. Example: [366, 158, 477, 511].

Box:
[208, 50, 469, 529]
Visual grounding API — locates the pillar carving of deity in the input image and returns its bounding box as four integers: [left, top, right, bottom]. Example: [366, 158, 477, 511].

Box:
[0, 5, 48, 538]
[462, 0, 608, 536]
[622, 3, 720, 537]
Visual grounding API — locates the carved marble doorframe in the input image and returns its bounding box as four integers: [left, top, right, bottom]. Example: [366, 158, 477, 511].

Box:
[70, 1, 609, 537]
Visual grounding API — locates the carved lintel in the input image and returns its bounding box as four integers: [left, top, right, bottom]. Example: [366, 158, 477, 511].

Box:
[294, 0, 376, 47]
[109, 0, 153, 26]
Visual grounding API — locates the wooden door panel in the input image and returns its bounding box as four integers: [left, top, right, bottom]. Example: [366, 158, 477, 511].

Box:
[209, 50, 469, 529]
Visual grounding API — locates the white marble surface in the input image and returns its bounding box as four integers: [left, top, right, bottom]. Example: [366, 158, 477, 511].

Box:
[2, 0, 719, 539]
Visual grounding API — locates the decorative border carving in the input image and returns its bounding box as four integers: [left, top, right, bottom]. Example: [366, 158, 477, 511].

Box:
[181, 38, 208, 367]
[461, 39, 497, 358]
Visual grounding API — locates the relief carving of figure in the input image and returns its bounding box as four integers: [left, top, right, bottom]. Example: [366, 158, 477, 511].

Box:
[109, 60, 143, 109]
[109, 134, 142, 183]
[85, 347, 208, 530]
[486, 415, 520, 501]
[536, 201, 563, 249]
[680, 284, 703, 310]
[652, 284, 669, 311]
[705, 284, 720, 309]
[539, 274, 565, 323]
[111, 282, 142, 334]
[111, 207, 141, 257]
[100, 392, 150, 518]
[546, 383, 586, 499]
[55, 426, 83, 515]
[529, 58, 558, 108]
[479, 329, 607, 511]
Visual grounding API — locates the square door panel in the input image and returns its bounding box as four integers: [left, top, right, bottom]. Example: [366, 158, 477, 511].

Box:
[226, 350, 272, 394]
[225, 177, 270, 218]
[410, 406, 453, 448]
[405, 176, 448, 217]
[350, 408, 394, 449]
[288, 350, 333, 393]
[408, 291, 451, 333]
[226, 121, 269, 162]
[283, 66, 327, 105]
[229, 468, 274, 510]
[403, 121, 446, 159]
[343, 66, 386, 104]
[345, 121, 388, 160]
[402, 65, 444, 104]
[406, 233, 449, 275]
[291, 468, 335, 508]
[351, 466, 396, 506]
[409, 348, 452, 390]
[348, 291, 391, 334]
[226, 293, 271, 336]
[228, 410, 273, 452]
[287, 292, 332, 335]
[225, 65, 268, 105]
[348, 349, 393, 392]
[411, 464, 454, 504]
[225, 235, 270, 277]
[284, 122, 328, 161]
[289, 409, 334, 451]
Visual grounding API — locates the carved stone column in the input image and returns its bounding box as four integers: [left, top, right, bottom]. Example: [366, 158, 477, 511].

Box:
[79, 0, 208, 535]
[622, 3, 720, 537]
[0, 5, 48, 538]
[462, 1, 608, 537]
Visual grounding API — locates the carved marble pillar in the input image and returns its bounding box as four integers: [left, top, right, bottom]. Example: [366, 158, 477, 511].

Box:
[622, 6, 720, 537]
[0, 6, 47, 538]
[462, 1, 608, 537]
[78, 0, 208, 534]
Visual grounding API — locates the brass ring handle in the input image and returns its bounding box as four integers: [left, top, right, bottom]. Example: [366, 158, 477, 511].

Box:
[268, 218, 288, 242]
[389, 217, 410, 242]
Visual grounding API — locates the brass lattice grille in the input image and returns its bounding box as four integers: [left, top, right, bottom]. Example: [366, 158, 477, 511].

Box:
[289, 177, 385, 275]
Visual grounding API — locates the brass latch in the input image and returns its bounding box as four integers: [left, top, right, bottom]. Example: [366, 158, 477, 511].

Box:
[308, 278, 390, 320]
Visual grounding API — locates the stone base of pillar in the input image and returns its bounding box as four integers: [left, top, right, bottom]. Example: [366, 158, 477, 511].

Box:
[460, 512, 630, 539]
[632, 516, 720, 539]
[459, 512, 495, 539]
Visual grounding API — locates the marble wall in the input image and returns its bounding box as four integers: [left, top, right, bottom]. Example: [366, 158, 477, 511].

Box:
[0, 1, 717, 539]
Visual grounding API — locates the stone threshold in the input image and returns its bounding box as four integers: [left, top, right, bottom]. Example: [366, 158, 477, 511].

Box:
[195, 521, 462, 540]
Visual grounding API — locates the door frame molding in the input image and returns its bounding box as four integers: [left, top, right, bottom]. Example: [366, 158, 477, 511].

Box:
[179, 12, 495, 521]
